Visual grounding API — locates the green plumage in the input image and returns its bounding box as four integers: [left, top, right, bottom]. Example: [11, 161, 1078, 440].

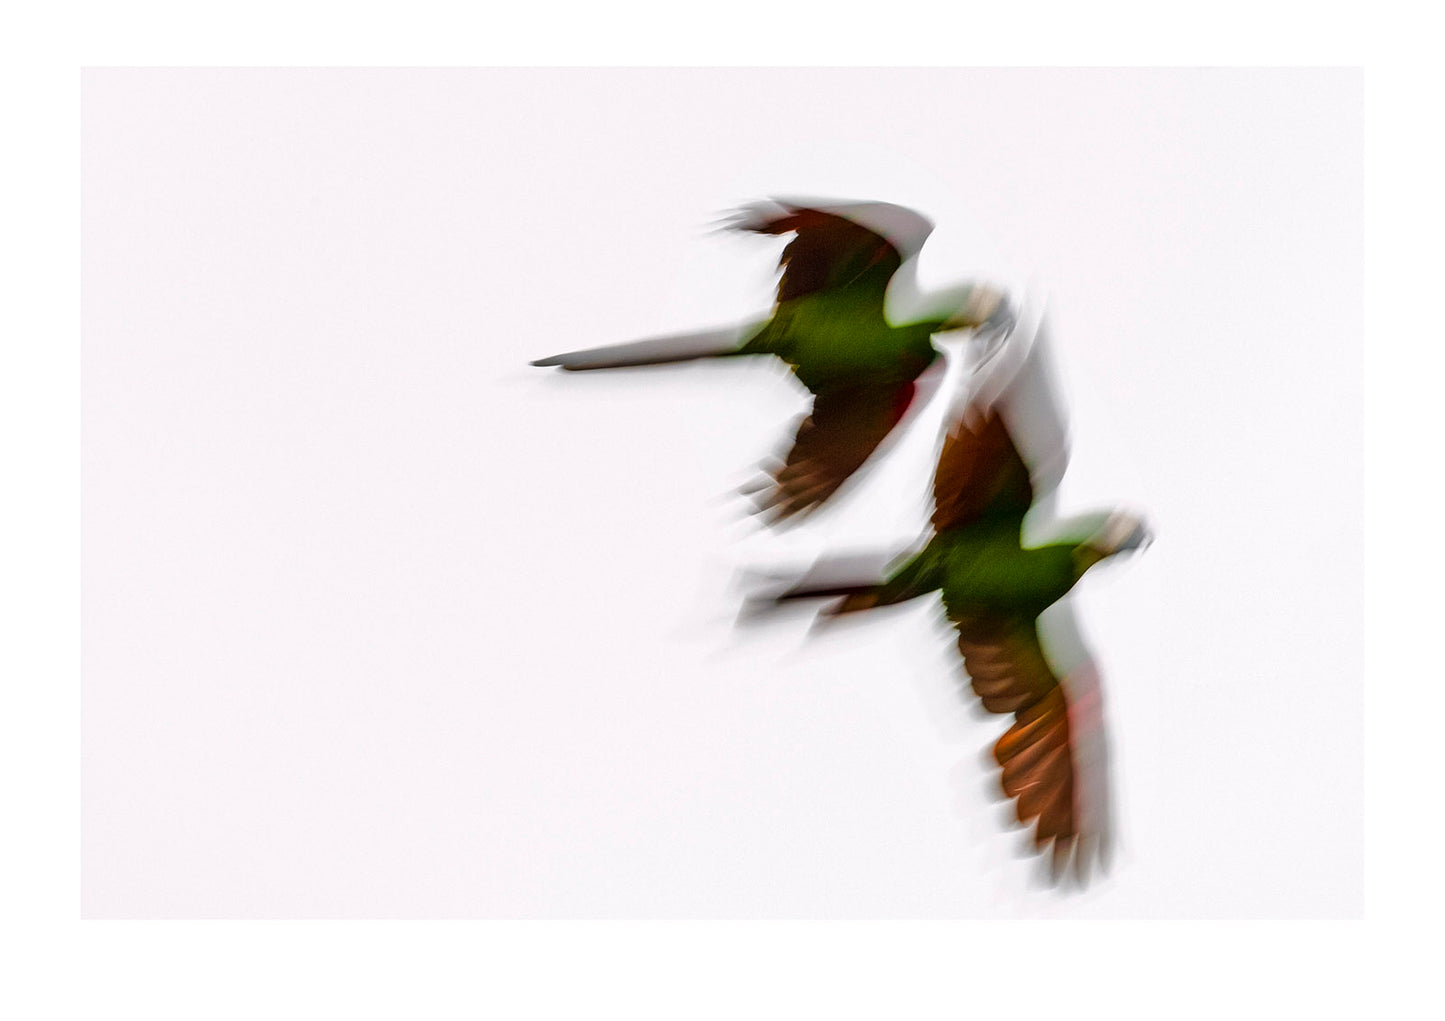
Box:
[738, 261, 942, 391]
[865, 514, 1082, 616]
[531, 200, 995, 521]
[773, 407, 1147, 869]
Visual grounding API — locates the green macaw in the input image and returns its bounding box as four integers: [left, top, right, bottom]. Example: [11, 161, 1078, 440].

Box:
[773, 346, 1149, 881]
[531, 199, 1012, 521]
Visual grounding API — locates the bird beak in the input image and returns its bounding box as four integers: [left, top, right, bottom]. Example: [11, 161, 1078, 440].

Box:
[1122, 522, 1154, 554]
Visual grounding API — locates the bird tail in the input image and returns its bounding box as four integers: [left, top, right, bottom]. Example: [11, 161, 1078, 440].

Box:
[776, 539, 947, 616]
[774, 582, 888, 615]
[530, 322, 761, 371]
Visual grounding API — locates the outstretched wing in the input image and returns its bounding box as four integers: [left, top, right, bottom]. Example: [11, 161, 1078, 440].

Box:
[729, 202, 906, 305]
[951, 613, 1084, 875]
[753, 380, 919, 523]
[931, 409, 1034, 533]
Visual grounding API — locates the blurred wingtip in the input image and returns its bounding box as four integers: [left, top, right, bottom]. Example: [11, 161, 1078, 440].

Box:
[712, 198, 796, 236]
[804, 604, 853, 638]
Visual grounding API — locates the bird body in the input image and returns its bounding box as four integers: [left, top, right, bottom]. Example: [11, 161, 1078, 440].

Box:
[938, 527, 1081, 616]
[533, 198, 1010, 520]
[808, 432, 1139, 621]
[771, 309, 1148, 881]
[738, 296, 939, 392]
[528, 199, 1145, 886]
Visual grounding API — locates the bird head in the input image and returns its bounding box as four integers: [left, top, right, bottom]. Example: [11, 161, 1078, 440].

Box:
[1089, 510, 1153, 558]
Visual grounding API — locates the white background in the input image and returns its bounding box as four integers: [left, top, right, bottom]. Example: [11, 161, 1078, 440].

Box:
[11, 0, 1438, 1013]
[82, 67, 1361, 918]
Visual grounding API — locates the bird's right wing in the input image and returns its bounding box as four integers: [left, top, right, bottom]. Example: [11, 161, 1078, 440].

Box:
[941, 296, 1073, 507]
[725, 201, 912, 305]
[930, 409, 1035, 533]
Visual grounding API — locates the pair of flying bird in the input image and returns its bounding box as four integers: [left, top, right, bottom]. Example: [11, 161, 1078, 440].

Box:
[532, 199, 1149, 884]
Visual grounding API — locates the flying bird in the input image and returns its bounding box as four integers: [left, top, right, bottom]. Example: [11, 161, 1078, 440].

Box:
[531, 198, 1013, 522]
[766, 307, 1148, 883]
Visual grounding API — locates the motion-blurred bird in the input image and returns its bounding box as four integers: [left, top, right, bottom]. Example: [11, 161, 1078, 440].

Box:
[531, 198, 1012, 522]
[768, 308, 1148, 883]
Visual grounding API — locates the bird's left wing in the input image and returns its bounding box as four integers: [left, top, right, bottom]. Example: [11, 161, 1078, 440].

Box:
[951, 613, 1104, 882]
[752, 379, 923, 523]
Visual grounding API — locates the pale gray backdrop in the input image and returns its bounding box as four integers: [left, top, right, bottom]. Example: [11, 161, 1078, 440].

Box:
[83, 68, 1361, 917]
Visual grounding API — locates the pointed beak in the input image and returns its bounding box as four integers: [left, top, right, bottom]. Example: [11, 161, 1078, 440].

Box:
[1121, 522, 1153, 554]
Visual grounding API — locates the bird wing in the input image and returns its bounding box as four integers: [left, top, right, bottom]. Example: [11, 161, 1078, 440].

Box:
[728, 202, 905, 305]
[931, 409, 1035, 533]
[753, 380, 920, 523]
[951, 614, 1083, 871]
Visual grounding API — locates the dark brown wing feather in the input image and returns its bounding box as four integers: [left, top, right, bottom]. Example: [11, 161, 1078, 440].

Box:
[931, 410, 1034, 533]
[952, 614, 1078, 853]
[740, 207, 903, 304]
[755, 381, 917, 522]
